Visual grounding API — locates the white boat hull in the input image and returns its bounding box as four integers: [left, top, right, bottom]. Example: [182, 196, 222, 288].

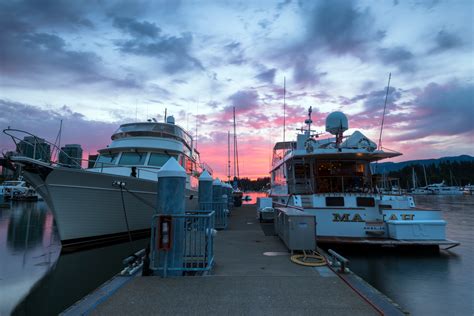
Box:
[18, 160, 197, 246]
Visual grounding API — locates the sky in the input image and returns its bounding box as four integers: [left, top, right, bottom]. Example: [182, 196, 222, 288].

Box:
[0, 0, 473, 179]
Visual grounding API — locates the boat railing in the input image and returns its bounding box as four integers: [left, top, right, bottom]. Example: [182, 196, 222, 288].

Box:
[3, 128, 83, 168]
[150, 210, 215, 277]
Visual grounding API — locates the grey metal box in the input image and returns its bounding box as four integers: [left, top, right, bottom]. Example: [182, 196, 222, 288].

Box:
[274, 208, 316, 251]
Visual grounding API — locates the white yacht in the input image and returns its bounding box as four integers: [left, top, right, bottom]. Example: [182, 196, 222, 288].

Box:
[4, 116, 210, 248]
[269, 108, 459, 248]
[426, 181, 463, 195]
[0, 179, 28, 196]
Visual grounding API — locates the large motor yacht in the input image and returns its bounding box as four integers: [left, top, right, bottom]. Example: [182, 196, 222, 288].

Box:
[269, 108, 459, 248]
[4, 116, 210, 248]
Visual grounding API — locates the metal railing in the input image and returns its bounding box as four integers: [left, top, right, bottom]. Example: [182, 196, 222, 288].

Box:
[199, 201, 228, 229]
[150, 211, 215, 276]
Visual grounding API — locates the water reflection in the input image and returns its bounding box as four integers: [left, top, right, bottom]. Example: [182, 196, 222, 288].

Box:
[0, 201, 60, 316]
[345, 195, 474, 316]
[7, 203, 46, 251]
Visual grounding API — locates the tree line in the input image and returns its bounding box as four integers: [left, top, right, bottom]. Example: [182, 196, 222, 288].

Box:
[381, 161, 474, 189]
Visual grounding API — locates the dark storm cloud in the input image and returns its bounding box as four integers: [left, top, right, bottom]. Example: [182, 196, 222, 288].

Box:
[255, 68, 277, 84]
[393, 81, 474, 141]
[113, 17, 204, 73]
[301, 0, 385, 56]
[429, 30, 464, 54]
[0, 100, 119, 153]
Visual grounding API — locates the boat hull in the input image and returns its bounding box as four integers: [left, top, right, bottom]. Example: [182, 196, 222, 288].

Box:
[18, 160, 198, 246]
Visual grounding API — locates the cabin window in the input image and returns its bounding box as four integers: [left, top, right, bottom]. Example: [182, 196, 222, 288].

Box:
[119, 152, 147, 165]
[326, 197, 345, 207]
[184, 157, 195, 173]
[356, 197, 375, 207]
[148, 153, 176, 167]
[95, 153, 118, 167]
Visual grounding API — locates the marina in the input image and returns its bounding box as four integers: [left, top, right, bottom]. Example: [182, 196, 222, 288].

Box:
[1, 1, 473, 315]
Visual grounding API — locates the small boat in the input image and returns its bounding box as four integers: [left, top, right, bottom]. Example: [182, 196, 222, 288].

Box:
[0, 178, 39, 201]
[268, 107, 459, 249]
[426, 181, 463, 195]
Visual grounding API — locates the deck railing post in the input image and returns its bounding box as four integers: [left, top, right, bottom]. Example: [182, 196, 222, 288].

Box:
[198, 170, 213, 211]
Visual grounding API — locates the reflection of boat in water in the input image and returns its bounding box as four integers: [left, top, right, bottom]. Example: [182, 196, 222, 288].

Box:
[269, 108, 459, 249]
[3, 115, 211, 248]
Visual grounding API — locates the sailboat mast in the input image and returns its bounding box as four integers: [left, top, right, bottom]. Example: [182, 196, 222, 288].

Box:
[283, 76, 286, 142]
[423, 165, 428, 187]
[227, 131, 231, 183]
[378, 73, 391, 150]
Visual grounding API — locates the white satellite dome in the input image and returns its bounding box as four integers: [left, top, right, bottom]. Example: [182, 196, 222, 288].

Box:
[325, 111, 348, 135]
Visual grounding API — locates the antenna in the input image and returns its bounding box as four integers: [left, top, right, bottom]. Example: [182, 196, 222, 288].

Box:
[164, 108, 167, 122]
[378, 73, 392, 150]
[195, 103, 198, 150]
[283, 76, 286, 142]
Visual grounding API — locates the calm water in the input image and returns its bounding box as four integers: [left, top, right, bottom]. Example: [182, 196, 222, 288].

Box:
[0, 194, 472, 315]
[345, 195, 474, 315]
[0, 198, 147, 316]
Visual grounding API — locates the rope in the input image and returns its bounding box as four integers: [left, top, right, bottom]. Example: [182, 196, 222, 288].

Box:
[290, 250, 327, 267]
[119, 186, 134, 250]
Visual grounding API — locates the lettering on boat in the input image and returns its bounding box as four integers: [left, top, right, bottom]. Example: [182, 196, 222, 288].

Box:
[332, 213, 415, 222]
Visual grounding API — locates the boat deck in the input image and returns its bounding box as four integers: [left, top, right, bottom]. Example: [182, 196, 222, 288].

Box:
[70, 205, 404, 315]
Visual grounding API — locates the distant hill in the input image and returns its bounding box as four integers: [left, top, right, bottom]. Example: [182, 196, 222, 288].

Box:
[373, 155, 474, 173]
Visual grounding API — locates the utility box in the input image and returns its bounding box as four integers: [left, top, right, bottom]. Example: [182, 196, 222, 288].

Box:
[274, 208, 316, 251]
[387, 220, 446, 240]
[257, 197, 274, 222]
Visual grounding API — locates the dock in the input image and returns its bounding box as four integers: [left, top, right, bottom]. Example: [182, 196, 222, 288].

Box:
[69, 205, 404, 315]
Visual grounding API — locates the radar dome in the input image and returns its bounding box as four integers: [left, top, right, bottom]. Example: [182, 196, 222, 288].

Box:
[325, 111, 348, 135]
[166, 115, 175, 124]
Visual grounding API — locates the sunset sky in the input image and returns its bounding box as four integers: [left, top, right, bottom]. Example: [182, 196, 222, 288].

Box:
[1, 0, 473, 179]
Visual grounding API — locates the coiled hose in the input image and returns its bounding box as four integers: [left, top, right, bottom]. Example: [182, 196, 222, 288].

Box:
[290, 250, 327, 267]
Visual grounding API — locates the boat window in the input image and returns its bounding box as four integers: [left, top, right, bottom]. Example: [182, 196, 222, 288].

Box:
[356, 197, 375, 207]
[148, 153, 177, 167]
[326, 197, 345, 207]
[119, 152, 147, 165]
[95, 153, 118, 166]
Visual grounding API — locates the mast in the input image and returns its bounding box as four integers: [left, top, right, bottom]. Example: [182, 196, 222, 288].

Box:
[378, 73, 392, 150]
[233, 107, 240, 189]
[423, 164, 428, 187]
[412, 168, 416, 190]
[283, 76, 286, 142]
[227, 131, 231, 183]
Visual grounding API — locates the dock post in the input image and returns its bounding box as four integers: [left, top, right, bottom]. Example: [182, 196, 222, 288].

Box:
[198, 170, 213, 210]
[213, 178, 226, 228]
[155, 157, 186, 277]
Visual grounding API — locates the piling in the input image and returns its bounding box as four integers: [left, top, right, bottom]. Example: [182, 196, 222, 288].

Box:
[155, 157, 186, 277]
[198, 170, 213, 210]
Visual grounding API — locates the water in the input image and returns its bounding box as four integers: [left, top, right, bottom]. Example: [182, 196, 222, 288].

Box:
[345, 195, 474, 315]
[1, 195, 473, 315]
[0, 198, 147, 316]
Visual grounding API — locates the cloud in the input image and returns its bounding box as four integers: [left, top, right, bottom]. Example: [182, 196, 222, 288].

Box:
[292, 54, 327, 87]
[378, 46, 416, 72]
[301, 0, 385, 56]
[429, 30, 464, 54]
[225, 90, 260, 118]
[392, 81, 474, 141]
[0, 100, 119, 156]
[113, 17, 161, 38]
[0, 0, 94, 29]
[255, 68, 277, 83]
[113, 17, 204, 73]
